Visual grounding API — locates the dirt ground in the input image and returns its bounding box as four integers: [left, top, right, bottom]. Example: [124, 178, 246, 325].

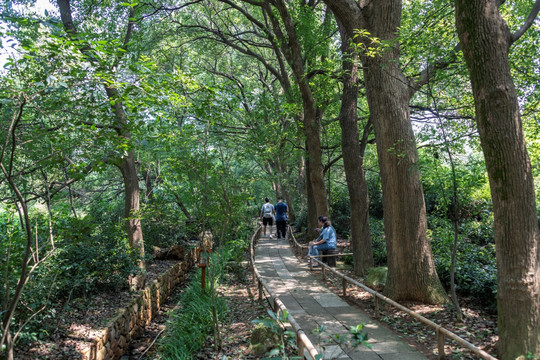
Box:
[13, 260, 179, 359]
[323, 270, 498, 359]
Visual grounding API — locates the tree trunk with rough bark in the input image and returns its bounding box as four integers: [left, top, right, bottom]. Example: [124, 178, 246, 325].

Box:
[305, 150, 320, 238]
[57, 0, 146, 276]
[325, 0, 447, 304]
[267, 0, 329, 224]
[303, 108, 329, 219]
[455, 1, 540, 357]
[105, 86, 146, 275]
[337, 23, 374, 275]
[120, 152, 145, 271]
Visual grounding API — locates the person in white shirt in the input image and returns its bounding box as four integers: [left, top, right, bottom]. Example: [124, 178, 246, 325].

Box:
[260, 197, 275, 237]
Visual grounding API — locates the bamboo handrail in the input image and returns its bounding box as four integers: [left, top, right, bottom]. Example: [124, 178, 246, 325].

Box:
[287, 226, 497, 360]
[250, 226, 319, 360]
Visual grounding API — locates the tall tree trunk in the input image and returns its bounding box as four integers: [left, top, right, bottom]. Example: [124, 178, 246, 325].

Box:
[325, 0, 447, 304]
[455, 1, 540, 357]
[337, 23, 374, 276]
[305, 150, 319, 238]
[120, 152, 145, 270]
[361, 1, 446, 304]
[266, 0, 329, 224]
[303, 105, 329, 218]
[105, 87, 146, 272]
[57, 0, 146, 272]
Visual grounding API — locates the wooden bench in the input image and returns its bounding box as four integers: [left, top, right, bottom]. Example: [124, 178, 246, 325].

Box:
[321, 248, 339, 267]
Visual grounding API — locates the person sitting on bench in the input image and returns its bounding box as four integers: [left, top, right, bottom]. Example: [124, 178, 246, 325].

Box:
[308, 215, 336, 266]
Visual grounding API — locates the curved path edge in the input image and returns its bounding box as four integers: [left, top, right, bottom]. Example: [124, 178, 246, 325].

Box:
[254, 227, 429, 360]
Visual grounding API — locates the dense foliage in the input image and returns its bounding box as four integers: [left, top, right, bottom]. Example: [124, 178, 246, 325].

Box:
[1, 0, 539, 358]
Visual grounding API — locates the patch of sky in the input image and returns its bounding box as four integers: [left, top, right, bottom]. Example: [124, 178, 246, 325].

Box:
[0, 0, 57, 70]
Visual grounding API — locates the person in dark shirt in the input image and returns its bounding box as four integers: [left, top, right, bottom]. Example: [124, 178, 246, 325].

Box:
[274, 197, 289, 240]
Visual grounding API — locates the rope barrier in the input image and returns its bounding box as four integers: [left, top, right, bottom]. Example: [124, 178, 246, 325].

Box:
[288, 225, 497, 360]
[250, 225, 319, 360]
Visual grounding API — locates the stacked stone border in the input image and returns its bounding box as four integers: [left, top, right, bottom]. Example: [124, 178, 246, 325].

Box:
[81, 247, 197, 360]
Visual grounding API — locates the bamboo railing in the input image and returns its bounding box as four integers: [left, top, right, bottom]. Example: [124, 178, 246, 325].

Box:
[287, 225, 497, 360]
[249, 226, 319, 360]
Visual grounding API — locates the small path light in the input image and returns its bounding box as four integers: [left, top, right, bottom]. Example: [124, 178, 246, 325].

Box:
[196, 242, 212, 291]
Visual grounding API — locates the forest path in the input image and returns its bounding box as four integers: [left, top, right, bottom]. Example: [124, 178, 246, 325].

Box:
[254, 227, 428, 360]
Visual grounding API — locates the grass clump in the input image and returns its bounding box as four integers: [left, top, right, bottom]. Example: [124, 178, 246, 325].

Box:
[158, 282, 226, 359]
[157, 244, 242, 359]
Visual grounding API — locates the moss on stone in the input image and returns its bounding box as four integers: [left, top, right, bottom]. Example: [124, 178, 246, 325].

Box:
[249, 323, 281, 355]
[366, 266, 387, 292]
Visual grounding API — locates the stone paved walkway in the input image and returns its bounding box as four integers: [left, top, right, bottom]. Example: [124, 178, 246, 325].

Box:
[254, 228, 429, 360]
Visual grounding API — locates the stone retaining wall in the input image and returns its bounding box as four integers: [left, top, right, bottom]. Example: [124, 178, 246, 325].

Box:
[81, 248, 197, 360]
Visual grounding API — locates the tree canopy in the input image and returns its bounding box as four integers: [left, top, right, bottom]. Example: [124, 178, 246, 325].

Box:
[1, 0, 540, 359]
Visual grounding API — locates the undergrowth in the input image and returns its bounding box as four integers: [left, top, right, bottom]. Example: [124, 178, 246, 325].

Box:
[157, 239, 247, 359]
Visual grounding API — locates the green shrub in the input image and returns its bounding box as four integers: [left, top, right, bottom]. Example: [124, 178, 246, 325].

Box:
[159, 280, 227, 359]
[365, 267, 387, 291]
[429, 217, 497, 309]
[369, 218, 387, 266]
[49, 216, 139, 297]
[462, 216, 494, 246]
[14, 216, 139, 342]
[0, 210, 27, 301]
[367, 173, 383, 219]
[342, 250, 354, 266]
[224, 233, 250, 264]
[329, 188, 351, 238]
[0, 206, 139, 346]
[294, 208, 308, 233]
[365, 215, 497, 308]
[0, 210, 63, 343]
[433, 242, 497, 309]
[141, 202, 192, 249]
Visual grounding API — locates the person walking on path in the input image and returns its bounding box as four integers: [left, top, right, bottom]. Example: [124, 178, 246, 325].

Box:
[274, 197, 288, 240]
[308, 215, 337, 266]
[260, 197, 275, 237]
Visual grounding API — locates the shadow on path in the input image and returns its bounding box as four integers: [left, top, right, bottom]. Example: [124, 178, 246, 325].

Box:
[254, 227, 428, 360]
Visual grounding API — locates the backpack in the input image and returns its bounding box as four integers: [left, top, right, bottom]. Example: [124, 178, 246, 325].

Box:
[263, 203, 273, 218]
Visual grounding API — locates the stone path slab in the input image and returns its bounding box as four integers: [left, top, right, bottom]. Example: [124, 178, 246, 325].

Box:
[254, 229, 428, 360]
